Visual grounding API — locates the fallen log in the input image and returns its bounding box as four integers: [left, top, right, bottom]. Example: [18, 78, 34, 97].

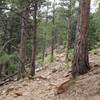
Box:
[0, 72, 18, 86]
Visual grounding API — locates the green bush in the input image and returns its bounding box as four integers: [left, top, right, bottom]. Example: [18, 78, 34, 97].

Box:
[0, 52, 17, 73]
[96, 87, 100, 94]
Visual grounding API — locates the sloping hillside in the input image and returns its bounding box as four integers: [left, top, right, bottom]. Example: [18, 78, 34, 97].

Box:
[0, 47, 100, 100]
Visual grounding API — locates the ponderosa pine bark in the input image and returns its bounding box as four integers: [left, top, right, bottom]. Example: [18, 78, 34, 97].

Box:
[31, 2, 37, 76]
[71, 0, 91, 78]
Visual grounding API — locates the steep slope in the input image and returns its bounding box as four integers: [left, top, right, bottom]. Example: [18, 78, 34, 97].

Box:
[0, 47, 100, 100]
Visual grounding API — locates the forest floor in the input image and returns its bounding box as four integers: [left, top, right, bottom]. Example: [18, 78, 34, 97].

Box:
[0, 47, 100, 100]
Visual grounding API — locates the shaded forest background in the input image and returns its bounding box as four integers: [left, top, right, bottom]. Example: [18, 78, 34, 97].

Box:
[0, 0, 100, 80]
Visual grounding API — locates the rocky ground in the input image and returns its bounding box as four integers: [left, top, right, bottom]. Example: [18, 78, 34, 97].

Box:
[0, 47, 100, 100]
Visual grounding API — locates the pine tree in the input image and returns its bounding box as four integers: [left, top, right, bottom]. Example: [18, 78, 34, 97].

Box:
[71, 0, 91, 78]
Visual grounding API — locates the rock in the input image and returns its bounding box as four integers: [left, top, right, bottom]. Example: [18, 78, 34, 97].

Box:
[52, 68, 57, 73]
[55, 79, 75, 95]
[35, 76, 48, 81]
[22, 83, 28, 86]
[64, 73, 70, 77]
[5, 86, 14, 95]
[94, 64, 100, 68]
[14, 92, 23, 97]
[35, 67, 43, 72]
[67, 69, 72, 74]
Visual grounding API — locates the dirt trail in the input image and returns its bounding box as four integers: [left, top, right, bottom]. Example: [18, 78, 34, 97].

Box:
[0, 48, 100, 100]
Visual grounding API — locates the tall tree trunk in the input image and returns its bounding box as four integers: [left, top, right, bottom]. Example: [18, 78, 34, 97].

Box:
[31, 2, 37, 76]
[50, 0, 55, 62]
[66, 16, 71, 65]
[42, 4, 49, 63]
[0, 64, 3, 78]
[51, 31, 54, 62]
[42, 31, 46, 62]
[7, 29, 13, 54]
[71, 0, 91, 78]
[19, 9, 29, 78]
[65, 2, 72, 64]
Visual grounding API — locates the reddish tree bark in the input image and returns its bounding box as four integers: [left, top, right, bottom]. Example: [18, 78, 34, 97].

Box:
[71, 0, 91, 78]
